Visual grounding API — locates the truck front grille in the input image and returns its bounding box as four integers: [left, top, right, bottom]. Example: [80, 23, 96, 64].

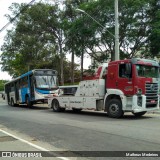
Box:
[145, 83, 158, 108]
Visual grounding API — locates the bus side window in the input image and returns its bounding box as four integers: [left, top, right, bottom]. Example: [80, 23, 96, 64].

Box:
[20, 77, 28, 88]
[11, 83, 15, 92]
[20, 79, 23, 88]
[23, 77, 28, 87]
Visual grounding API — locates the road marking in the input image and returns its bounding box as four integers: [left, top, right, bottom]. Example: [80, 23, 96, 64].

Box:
[0, 129, 70, 160]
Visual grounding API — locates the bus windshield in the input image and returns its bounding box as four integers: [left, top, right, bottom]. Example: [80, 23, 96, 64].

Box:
[35, 75, 58, 89]
[136, 65, 159, 78]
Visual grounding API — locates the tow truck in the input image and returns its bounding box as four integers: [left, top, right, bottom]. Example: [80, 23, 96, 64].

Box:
[48, 58, 159, 118]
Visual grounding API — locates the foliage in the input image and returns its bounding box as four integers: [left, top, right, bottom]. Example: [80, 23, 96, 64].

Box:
[1, 2, 80, 83]
[147, 0, 160, 57]
[1, 0, 160, 82]
[0, 80, 8, 91]
[1, 3, 57, 77]
[64, 0, 160, 61]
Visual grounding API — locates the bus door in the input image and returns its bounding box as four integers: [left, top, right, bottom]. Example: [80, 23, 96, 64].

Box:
[6, 84, 11, 104]
[19, 77, 28, 103]
[29, 75, 35, 100]
[15, 81, 19, 103]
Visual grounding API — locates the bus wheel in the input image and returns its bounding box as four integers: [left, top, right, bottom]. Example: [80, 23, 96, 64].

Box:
[26, 96, 32, 108]
[52, 99, 64, 112]
[106, 99, 124, 118]
[10, 98, 15, 107]
[132, 111, 146, 117]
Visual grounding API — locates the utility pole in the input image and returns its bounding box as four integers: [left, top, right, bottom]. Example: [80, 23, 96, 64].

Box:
[115, 0, 119, 60]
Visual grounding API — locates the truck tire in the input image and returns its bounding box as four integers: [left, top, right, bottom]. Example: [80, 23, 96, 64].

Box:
[26, 96, 32, 108]
[132, 111, 146, 117]
[72, 108, 82, 112]
[106, 99, 124, 118]
[52, 99, 65, 112]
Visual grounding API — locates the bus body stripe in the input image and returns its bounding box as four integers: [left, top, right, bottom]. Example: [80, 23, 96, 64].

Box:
[35, 89, 50, 94]
[20, 71, 33, 78]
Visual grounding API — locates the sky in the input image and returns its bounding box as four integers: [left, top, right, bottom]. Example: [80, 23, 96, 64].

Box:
[0, 0, 91, 80]
[0, 0, 30, 80]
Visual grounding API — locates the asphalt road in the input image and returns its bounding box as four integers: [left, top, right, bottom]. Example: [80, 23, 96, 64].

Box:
[0, 97, 160, 160]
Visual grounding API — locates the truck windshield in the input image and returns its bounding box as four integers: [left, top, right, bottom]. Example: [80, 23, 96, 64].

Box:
[35, 75, 58, 89]
[136, 65, 159, 78]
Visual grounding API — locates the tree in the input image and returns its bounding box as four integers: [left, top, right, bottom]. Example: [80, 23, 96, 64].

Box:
[63, 0, 91, 82]
[148, 0, 160, 57]
[1, 0, 160, 82]
[66, 0, 157, 62]
[1, 3, 65, 81]
[0, 80, 8, 91]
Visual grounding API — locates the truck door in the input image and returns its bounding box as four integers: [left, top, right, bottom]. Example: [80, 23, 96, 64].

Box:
[117, 63, 134, 95]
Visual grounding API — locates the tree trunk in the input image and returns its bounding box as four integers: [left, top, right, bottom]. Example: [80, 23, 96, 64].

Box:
[80, 51, 84, 81]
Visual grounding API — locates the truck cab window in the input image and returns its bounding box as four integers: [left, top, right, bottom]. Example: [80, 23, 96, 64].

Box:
[119, 64, 132, 78]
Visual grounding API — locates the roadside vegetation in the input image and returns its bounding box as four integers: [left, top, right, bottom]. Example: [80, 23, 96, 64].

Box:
[0, 0, 160, 84]
[0, 80, 8, 91]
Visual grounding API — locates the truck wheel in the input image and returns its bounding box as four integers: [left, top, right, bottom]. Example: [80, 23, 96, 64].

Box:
[106, 99, 124, 118]
[26, 96, 32, 108]
[72, 108, 82, 112]
[52, 99, 65, 112]
[132, 111, 146, 117]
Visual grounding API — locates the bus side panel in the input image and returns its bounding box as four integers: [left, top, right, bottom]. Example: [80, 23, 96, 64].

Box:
[34, 89, 50, 100]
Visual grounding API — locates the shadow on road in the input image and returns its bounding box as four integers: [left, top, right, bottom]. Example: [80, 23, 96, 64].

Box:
[30, 106, 49, 110]
[8, 104, 49, 110]
[50, 109, 153, 120]
[121, 114, 153, 120]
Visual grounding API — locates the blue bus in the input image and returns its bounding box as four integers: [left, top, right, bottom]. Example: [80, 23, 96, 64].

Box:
[5, 69, 58, 107]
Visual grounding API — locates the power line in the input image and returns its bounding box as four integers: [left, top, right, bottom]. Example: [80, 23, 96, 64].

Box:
[0, 0, 36, 33]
